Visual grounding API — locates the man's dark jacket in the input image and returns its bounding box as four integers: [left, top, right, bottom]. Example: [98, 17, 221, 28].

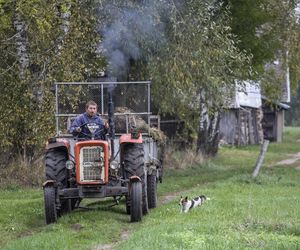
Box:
[69, 112, 107, 139]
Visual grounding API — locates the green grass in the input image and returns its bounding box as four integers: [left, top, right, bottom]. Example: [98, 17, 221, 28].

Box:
[118, 169, 300, 250]
[1, 127, 300, 249]
[0, 192, 141, 250]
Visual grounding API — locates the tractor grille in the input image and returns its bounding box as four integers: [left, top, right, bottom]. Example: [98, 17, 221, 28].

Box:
[80, 146, 104, 182]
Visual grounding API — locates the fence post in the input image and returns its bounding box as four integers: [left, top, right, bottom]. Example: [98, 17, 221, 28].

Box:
[252, 140, 270, 178]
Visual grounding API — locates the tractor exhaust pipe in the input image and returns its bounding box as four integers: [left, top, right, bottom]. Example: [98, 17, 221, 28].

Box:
[108, 85, 115, 161]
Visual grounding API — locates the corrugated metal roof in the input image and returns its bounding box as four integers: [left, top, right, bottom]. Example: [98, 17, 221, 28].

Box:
[261, 95, 290, 110]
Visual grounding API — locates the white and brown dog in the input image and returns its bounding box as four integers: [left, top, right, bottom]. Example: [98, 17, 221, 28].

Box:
[179, 195, 210, 213]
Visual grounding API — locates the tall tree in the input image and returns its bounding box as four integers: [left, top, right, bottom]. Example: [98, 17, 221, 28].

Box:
[0, 0, 104, 163]
[221, 0, 300, 99]
[148, 1, 251, 156]
[97, 0, 252, 156]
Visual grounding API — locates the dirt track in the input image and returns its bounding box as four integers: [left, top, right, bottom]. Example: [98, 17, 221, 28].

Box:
[92, 190, 186, 250]
[274, 152, 300, 170]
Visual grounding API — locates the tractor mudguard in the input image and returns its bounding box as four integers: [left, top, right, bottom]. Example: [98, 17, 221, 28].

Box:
[43, 180, 56, 188]
[119, 134, 143, 145]
[129, 175, 141, 183]
[46, 138, 70, 151]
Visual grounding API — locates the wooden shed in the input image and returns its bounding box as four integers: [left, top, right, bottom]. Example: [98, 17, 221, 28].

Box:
[219, 81, 264, 145]
[220, 107, 264, 145]
[261, 96, 290, 142]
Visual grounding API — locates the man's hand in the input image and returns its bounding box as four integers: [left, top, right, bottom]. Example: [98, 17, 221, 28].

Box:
[75, 127, 82, 133]
[104, 122, 109, 129]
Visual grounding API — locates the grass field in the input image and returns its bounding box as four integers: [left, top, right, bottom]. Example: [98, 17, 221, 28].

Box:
[1, 127, 300, 249]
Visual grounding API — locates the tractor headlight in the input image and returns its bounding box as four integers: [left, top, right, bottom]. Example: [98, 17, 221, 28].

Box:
[66, 160, 74, 170]
[110, 160, 119, 170]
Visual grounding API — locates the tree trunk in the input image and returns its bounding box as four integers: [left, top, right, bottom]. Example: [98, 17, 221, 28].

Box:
[33, 3, 72, 102]
[13, 4, 30, 160]
[196, 93, 221, 157]
[13, 8, 29, 79]
[56, 4, 71, 55]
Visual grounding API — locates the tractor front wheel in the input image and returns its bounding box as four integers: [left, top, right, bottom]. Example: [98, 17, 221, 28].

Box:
[44, 187, 57, 224]
[130, 181, 142, 222]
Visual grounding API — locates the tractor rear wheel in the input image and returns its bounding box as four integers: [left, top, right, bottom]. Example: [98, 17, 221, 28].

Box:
[44, 187, 57, 224]
[123, 143, 148, 215]
[45, 148, 67, 188]
[147, 174, 157, 209]
[45, 148, 69, 216]
[130, 181, 142, 222]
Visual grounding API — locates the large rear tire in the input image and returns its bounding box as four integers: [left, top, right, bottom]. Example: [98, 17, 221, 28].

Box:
[45, 148, 68, 216]
[147, 174, 157, 209]
[130, 181, 142, 222]
[123, 143, 148, 215]
[45, 148, 67, 187]
[44, 187, 57, 224]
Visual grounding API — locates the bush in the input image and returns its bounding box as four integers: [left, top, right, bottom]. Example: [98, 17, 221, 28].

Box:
[0, 155, 44, 188]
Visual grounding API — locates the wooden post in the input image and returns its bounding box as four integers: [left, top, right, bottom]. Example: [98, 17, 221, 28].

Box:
[252, 140, 270, 178]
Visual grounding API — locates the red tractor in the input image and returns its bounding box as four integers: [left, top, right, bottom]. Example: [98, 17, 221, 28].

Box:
[43, 81, 163, 223]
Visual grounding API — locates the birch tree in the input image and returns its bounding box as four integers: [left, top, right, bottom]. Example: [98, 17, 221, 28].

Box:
[222, 0, 300, 99]
[148, 1, 251, 156]
[0, 0, 104, 163]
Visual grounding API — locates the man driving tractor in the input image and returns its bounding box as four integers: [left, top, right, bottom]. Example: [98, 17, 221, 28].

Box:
[69, 100, 109, 140]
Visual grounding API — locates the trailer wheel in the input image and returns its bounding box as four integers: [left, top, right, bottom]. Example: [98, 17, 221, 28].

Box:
[130, 181, 142, 222]
[44, 187, 57, 224]
[142, 173, 149, 215]
[125, 196, 130, 214]
[147, 174, 157, 209]
[123, 143, 148, 215]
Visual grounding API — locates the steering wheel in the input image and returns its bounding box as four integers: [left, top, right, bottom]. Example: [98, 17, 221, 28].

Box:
[76, 122, 104, 140]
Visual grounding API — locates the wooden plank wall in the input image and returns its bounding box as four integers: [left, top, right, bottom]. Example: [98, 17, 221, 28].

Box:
[220, 108, 264, 145]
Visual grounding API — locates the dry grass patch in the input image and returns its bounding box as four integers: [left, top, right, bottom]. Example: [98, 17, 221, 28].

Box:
[164, 145, 204, 169]
[0, 155, 44, 188]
